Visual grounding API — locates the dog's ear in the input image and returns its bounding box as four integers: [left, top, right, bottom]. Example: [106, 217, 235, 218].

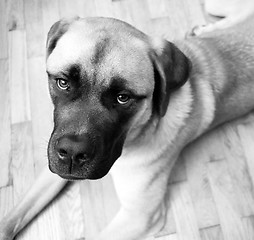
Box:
[46, 16, 80, 58]
[150, 38, 191, 117]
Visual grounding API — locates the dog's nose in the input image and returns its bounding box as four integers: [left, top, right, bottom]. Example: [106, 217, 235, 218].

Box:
[55, 135, 93, 168]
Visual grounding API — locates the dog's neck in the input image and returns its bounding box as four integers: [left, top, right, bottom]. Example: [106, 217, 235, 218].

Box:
[115, 80, 194, 168]
[110, 80, 195, 211]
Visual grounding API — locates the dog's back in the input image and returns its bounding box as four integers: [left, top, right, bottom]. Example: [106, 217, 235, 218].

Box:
[205, 15, 254, 125]
[177, 15, 254, 128]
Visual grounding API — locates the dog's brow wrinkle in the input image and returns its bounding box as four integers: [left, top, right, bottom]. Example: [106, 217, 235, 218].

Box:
[110, 77, 128, 90]
[66, 64, 81, 81]
[91, 36, 111, 65]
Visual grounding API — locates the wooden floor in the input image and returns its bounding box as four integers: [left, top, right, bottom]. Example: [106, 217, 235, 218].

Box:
[1, 0, 254, 239]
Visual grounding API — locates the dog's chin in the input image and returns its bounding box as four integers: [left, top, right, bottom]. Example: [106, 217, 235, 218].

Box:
[56, 167, 110, 180]
[56, 174, 86, 181]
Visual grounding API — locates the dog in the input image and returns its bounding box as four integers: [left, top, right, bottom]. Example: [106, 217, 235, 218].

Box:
[1, 14, 254, 240]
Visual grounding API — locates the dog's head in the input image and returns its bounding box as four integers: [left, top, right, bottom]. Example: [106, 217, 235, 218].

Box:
[46, 17, 191, 180]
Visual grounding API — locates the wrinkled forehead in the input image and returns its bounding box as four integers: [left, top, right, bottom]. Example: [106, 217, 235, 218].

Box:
[46, 20, 154, 90]
[46, 23, 104, 73]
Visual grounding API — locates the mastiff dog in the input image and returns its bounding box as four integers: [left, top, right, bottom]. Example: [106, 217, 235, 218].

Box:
[1, 15, 254, 240]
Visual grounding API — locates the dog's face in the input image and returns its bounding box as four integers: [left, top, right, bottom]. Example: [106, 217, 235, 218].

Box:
[46, 17, 190, 180]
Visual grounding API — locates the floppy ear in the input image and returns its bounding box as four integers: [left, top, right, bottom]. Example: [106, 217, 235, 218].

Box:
[46, 16, 80, 58]
[150, 38, 191, 117]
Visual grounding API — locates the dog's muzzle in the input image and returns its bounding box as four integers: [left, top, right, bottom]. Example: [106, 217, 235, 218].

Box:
[48, 132, 100, 180]
[48, 125, 126, 180]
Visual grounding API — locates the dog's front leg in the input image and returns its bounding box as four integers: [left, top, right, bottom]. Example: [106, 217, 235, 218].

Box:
[0, 167, 67, 240]
[95, 206, 164, 240]
[93, 155, 175, 240]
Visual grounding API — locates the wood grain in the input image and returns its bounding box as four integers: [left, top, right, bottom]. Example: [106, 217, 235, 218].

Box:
[0, 60, 11, 188]
[0, 1, 254, 240]
[0, 0, 8, 59]
[6, 0, 25, 31]
[27, 56, 52, 173]
[8, 30, 31, 124]
[170, 181, 201, 240]
[24, 0, 44, 58]
[200, 225, 224, 240]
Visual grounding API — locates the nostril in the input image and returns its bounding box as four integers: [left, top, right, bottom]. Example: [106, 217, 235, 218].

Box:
[55, 135, 94, 168]
[57, 148, 70, 165]
[75, 153, 89, 164]
[58, 148, 68, 159]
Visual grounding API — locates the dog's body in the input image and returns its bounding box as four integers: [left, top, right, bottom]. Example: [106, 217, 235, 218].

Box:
[1, 15, 254, 240]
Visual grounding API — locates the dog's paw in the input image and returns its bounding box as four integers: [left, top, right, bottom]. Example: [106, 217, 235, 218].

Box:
[190, 12, 254, 36]
[189, 19, 232, 36]
[189, 25, 209, 36]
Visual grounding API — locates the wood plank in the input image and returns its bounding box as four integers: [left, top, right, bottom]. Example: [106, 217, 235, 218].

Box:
[58, 183, 85, 239]
[34, 199, 63, 240]
[156, 233, 178, 240]
[148, 0, 199, 41]
[10, 122, 39, 240]
[237, 114, 254, 187]
[16, 190, 65, 240]
[162, 0, 205, 38]
[6, 0, 25, 31]
[27, 57, 53, 173]
[59, 0, 93, 18]
[147, 0, 168, 19]
[221, 125, 254, 217]
[185, 138, 220, 229]
[0, 0, 8, 59]
[82, 0, 97, 17]
[8, 30, 31, 124]
[11, 122, 35, 202]
[0, 186, 13, 219]
[125, 0, 150, 34]
[113, 0, 150, 33]
[163, 0, 190, 39]
[24, 0, 44, 58]
[42, 0, 60, 47]
[112, 0, 134, 24]
[94, 0, 114, 18]
[242, 216, 254, 240]
[0, 60, 11, 188]
[148, 17, 174, 40]
[208, 160, 247, 240]
[182, 0, 206, 28]
[200, 225, 224, 240]
[170, 181, 201, 240]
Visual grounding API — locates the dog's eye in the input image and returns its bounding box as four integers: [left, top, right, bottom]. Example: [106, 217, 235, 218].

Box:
[56, 79, 70, 91]
[117, 93, 130, 105]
